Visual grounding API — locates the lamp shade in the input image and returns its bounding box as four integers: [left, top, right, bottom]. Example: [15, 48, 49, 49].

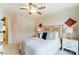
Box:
[38, 23, 43, 28]
[65, 27, 73, 33]
[65, 18, 77, 27]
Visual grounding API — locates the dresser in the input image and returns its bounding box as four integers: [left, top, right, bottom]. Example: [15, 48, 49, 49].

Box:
[63, 38, 78, 55]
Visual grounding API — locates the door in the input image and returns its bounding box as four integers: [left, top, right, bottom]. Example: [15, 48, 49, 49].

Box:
[3, 17, 8, 47]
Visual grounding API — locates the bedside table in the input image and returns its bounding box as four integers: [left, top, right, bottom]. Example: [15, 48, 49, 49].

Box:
[63, 38, 78, 55]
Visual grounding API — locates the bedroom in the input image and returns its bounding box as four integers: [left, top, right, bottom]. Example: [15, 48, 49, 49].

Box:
[0, 3, 79, 55]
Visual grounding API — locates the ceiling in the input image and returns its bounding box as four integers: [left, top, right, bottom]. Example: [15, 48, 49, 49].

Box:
[0, 3, 79, 18]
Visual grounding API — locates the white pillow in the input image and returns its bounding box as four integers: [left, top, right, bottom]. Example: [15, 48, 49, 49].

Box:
[47, 32, 59, 40]
[53, 32, 59, 39]
[46, 32, 53, 39]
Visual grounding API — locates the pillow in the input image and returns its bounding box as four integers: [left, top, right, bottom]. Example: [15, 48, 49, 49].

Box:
[53, 32, 59, 39]
[42, 32, 47, 40]
[47, 32, 59, 40]
[46, 32, 53, 39]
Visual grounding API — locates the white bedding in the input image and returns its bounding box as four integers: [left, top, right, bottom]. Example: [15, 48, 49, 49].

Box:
[23, 37, 61, 55]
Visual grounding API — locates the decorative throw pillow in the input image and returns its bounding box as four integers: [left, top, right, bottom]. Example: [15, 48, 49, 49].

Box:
[42, 32, 47, 40]
[46, 32, 50, 39]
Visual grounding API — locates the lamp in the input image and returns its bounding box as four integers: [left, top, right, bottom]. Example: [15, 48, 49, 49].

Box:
[37, 27, 41, 33]
[37, 23, 43, 38]
[37, 27, 41, 38]
[65, 27, 73, 39]
[64, 18, 77, 39]
[65, 27, 73, 33]
[38, 23, 43, 28]
[65, 18, 77, 27]
[37, 23, 43, 32]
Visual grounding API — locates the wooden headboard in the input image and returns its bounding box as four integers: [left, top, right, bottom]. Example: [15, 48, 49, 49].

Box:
[42, 25, 63, 32]
[42, 25, 63, 39]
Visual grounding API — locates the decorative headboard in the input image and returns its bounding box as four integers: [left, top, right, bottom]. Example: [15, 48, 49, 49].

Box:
[42, 25, 63, 32]
[42, 25, 63, 39]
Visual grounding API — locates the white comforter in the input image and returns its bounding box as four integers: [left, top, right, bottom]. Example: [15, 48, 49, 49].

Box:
[23, 37, 61, 55]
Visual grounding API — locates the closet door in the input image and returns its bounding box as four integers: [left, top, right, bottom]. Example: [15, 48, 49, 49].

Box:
[3, 17, 8, 46]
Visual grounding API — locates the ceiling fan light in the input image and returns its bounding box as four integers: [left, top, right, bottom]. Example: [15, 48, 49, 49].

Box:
[30, 9, 36, 13]
[20, 3, 45, 15]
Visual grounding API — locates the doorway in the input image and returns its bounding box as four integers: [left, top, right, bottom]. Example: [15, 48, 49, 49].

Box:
[3, 17, 8, 47]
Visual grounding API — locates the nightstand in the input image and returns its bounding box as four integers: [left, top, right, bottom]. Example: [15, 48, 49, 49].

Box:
[63, 38, 78, 55]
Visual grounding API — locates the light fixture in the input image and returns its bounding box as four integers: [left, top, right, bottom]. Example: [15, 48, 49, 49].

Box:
[20, 3, 46, 15]
[30, 9, 36, 13]
[29, 6, 37, 13]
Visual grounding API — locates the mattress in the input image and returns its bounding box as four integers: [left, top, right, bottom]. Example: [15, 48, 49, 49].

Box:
[23, 37, 61, 55]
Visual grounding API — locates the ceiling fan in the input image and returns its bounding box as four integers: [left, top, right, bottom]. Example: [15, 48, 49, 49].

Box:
[20, 3, 46, 15]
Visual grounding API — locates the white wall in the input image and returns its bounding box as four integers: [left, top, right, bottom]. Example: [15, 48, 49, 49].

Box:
[0, 8, 4, 42]
[3, 8, 36, 43]
[0, 8, 4, 30]
[11, 14, 36, 43]
[36, 6, 79, 26]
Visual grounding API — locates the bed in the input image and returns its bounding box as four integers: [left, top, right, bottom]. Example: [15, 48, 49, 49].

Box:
[22, 25, 63, 55]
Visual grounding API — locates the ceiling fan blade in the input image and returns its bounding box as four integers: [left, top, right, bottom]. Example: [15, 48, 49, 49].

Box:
[20, 8, 28, 10]
[29, 3, 32, 10]
[29, 3, 32, 5]
[38, 6, 46, 10]
[36, 11, 42, 15]
[32, 4, 38, 8]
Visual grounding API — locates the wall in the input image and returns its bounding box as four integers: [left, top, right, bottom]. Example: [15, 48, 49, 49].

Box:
[0, 8, 4, 31]
[0, 7, 4, 43]
[3, 8, 36, 43]
[37, 6, 79, 26]
[11, 14, 36, 43]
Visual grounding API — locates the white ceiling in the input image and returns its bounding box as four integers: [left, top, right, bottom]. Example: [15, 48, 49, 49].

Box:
[0, 3, 79, 18]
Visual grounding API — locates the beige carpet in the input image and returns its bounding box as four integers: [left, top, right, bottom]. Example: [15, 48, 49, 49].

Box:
[3, 44, 19, 55]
